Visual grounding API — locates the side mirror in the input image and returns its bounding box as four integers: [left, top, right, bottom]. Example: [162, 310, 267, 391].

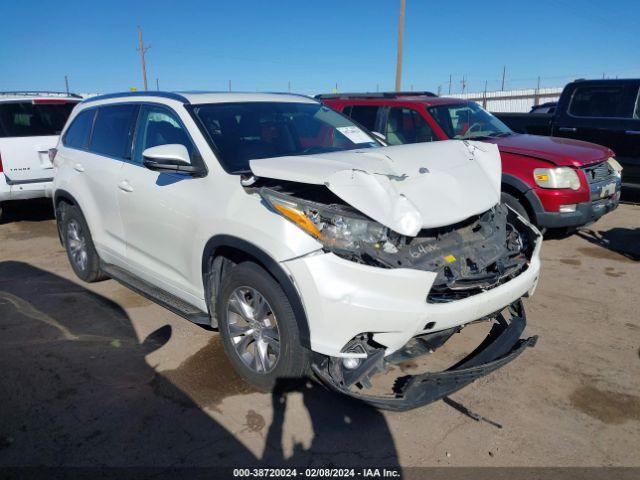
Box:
[371, 131, 387, 144]
[142, 144, 204, 176]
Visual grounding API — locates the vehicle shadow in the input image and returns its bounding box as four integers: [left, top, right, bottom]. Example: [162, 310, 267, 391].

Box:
[263, 379, 400, 468]
[542, 228, 575, 241]
[621, 187, 640, 205]
[0, 198, 55, 224]
[576, 227, 640, 262]
[0, 261, 399, 469]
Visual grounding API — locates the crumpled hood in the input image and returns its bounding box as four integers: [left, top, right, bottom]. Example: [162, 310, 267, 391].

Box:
[485, 134, 613, 167]
[249, 140, 501, 236]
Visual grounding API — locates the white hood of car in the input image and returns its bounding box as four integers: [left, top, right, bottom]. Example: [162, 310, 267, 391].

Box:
[250, 140, 502, 236]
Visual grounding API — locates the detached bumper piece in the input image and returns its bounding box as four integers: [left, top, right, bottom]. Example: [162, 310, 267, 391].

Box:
[312, 301, 537, 411]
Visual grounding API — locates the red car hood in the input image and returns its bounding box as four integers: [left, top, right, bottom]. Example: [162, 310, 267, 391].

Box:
[485, 134, 613, 167]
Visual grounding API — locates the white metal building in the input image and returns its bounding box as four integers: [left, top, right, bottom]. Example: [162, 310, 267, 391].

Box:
[449, 87, 563, 113]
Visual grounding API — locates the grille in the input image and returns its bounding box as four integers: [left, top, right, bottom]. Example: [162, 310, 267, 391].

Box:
[426, 264, 528, 304]
[583, 161, 613, 183]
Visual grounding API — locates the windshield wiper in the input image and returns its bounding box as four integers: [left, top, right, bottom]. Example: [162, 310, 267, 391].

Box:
[489, 132, 513, 137]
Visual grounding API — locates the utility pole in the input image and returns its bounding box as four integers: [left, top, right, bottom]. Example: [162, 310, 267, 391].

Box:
[535, 76, 541, 105]
[288, 80, 291, 93]
[448, 74, 452, 94]
[228, 80, 232, 92]
[482, 80, 488, 108]
[437, 85, 442, 96]
[394, 0, 406, 91]
[156, 78, 160, 91]
[64, 75, 69, 94]
[501, 65, 506, 91]
[460, 76, 467, 94]
[136, 27, 150, 91]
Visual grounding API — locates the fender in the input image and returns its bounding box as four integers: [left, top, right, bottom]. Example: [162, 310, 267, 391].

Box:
[501, 173, 545, 218]
[202, 235, 311, 349]
[502, 173, 533, 194]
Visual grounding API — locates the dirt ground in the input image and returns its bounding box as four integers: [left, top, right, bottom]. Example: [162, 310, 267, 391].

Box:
[0, 199, 638, 468]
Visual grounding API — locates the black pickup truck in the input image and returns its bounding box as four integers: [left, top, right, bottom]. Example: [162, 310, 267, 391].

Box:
[495, 79, 640, 189]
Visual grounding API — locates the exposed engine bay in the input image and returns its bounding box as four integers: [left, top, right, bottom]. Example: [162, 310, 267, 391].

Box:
[249, 178, 538, 303]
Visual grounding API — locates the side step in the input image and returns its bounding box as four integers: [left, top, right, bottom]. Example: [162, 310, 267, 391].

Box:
[101, 262, 211, 326]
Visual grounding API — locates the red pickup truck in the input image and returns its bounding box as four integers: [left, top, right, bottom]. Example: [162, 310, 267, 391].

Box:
[318, 92, 622, 230]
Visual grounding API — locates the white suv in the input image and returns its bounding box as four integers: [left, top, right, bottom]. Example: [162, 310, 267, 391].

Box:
[0, 92, 80, 220]
[53, 91, 541, 410]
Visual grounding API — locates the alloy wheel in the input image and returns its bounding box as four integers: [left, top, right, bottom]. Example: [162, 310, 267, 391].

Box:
[66, 219, 88, 271]
[226, 286, 280, 374]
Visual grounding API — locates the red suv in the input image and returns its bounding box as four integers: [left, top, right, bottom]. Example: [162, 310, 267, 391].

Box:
[318, 92, 622, 230]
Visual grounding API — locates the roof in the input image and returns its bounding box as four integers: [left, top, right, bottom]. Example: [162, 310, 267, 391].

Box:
[81, 91, 318, 106]
[319, 93, 470, 107]
[572, 78, 640, 85]
[0, 91, 82, 103]
[316, 91, 436, 100]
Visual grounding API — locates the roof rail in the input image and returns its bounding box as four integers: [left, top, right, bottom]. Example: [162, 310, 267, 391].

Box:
[81, 91, 190, 105]
[315, 91, 437, 100]
[0, 91, 82, 99]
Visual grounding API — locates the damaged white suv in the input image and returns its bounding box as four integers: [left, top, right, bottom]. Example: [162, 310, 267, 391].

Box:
[53, 92, 541, 410]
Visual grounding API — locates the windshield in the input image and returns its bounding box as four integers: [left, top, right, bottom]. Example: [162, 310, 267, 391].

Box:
[428, 103, 512, 140]
[0, 101, 77, 138]
[192, 102, 379, 173]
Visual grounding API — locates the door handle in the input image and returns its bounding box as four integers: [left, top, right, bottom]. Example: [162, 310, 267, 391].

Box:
[558, 127, 577, 133]
[73, 163, 85, 173]
[118, 181, 134, 193]
[625, 130, 640, 135]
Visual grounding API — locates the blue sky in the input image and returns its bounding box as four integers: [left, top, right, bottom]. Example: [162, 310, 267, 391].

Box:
[1, 0, 638, 95]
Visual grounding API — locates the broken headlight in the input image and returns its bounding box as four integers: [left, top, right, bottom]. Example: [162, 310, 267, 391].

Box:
[260, 189, 399, 253]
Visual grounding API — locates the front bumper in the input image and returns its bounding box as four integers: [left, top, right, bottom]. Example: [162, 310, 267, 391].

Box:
[312, 301, 537, 411]
[531, 175, 621, 229]
[535, 194, 620, 228]
[283, 241, 541, 358]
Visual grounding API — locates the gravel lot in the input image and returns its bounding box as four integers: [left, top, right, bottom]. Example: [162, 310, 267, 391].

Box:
[0, 199, 638, 468]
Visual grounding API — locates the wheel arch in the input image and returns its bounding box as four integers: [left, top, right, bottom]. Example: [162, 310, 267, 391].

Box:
[501, 173, 544, 222]
[53, 189, 81, 246]
[202, 235, 311, 349]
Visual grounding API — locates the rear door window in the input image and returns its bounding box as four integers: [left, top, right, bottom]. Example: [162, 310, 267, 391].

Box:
[569, 85, 637, 118]
[385, 107, 436, 145]
[348, 105, 380, 131]
[89, 104, 138, 159]
[0, 101, 76, 138]
[63, 109, 96, 149]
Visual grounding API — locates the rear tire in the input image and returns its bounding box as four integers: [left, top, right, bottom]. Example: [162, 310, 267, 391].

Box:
[216, 261, 310, 391]
[61, 204, 106, 283]
[501, 192, 530, 222]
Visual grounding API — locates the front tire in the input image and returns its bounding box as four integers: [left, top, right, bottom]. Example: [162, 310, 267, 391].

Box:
[61, 204, 106, 283]
[216, 261, 310, 391]
[501, 192, 530, 222]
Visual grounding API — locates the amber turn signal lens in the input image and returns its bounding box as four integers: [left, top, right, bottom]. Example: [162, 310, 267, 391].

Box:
[274, 204, 322, 239]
